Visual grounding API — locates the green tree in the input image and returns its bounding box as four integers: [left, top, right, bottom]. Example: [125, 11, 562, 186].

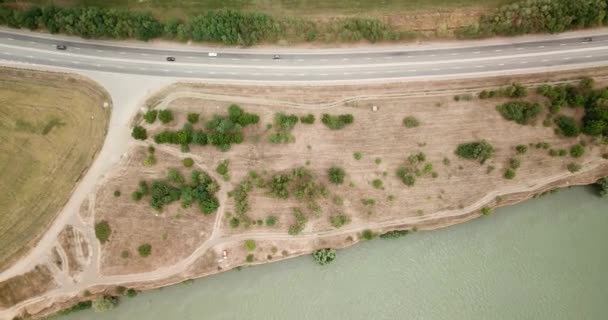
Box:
[402, 116, 420, 128]
[95, 221, 111, 244]
[596, 177, 608, 197]
[330, 214, 351, 228]
[312, 248, 336, 265]
[131, 125, 147, 140]
[455, 140, 494, 164]
[570, 144, 585, 158]
[187, 113, 200, 124]
[244, 240, 256, 252]
[143, 110, 158, 123]
[92, 296, 119, 313]
[158, 109, 174, 124]
[266, 215, 276, 226]
[183, 157, 194, 167]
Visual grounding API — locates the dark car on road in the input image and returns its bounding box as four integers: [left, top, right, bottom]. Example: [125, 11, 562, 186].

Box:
[583, 37, 593, 42]
[166, 56, 176, 62]
[273, 55, 281, 60]
[56, 44, 67, 50]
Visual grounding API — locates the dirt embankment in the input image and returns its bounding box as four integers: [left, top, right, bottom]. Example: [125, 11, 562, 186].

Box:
[4, 67, 608, 320]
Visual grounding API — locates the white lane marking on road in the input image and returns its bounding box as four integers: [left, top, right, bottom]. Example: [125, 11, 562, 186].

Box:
[73, 47, 81, 50]
[6, 38, 13, 41]
[26, 55, 33, 58]
[384, 56, 392, 59]
[139, 67, 147, 71]
[296, 73, 306, 76]
[296, 59, 304, 62]
[229, 72, 237, 75]
[365, 57, 372, 60]
[71, 61, 80, 64]
[432, 68, 440, 71]
[537, 46, 545, 48]
[342, 58, 349, 61]
[185, 70, 193, 73]
[274, 73, 284, 76]
[560, 43, 566, 46]
[209, 71, 216, 74]
[120, 52, 126, 54]
[231, 58, 241, 61]
[475, 65, 484, 68]
[585, 55, 593, 58]
[520, 61, 528, 64]
[251, 73, 260, 76]
[562, 57, 570, 60]
[516, 48, 524, 51]
[451, 66, 461, 69]
[451, 53, 458, 56]
[473, 51, 480, 54]
[320, 59, 328, 62]
[2, 52, 9, 55]
[162, 69, 169, 72]
[96, 50, 104, 53]
[542, 59, 549, 62]
[320, 73, 328, 76]
[430, 54, 436, 57]
[49, 58, 56, 61]
[141, 53, 149, 56]
[95, 64, 101, 67]
[498, 63, 505, 66]
[495, 49, 503, 52]
[251, 59, 260, 61]
[116, 65, 124, 68]
[343, 72, 351, 75]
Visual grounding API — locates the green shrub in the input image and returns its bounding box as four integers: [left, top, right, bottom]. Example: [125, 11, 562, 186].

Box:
[143, 110, 158, 124]
[229, 217, 240, 228]
[567, 163, 581, 173]
[496, 101, 541, 125]
[183, 157, 194, 168]
[246, 254, 254, 262]
[266, 215, 277, 226]
[300, 114, 315, 124]
[515, 145, 528, 154]
[402, 116, 420, 128]
[216, 160, 230, 180]
[321, 113, 354, 130]
[113, 190, 121, 197]
[372, 179, 383, 189]
[504, 168, 516, 179]
[244, 240, 256, 252]
[269, 113, 298, 144]
[158, 110, 174, 124]
[328, 167, 345, 184]
[58, 301, 92, 315]
[481, 207, 493, 215]
[138, 243, 152, 257]
[131, 126, 147, 140]
[570, 144, 585, 158]
[288, 208, 308, 235]
[509, 158, 521, 170]
[555, 116, 580, 137]
[479, 83, 528, 99]
[361, 229, 375, 240]
[312, 248, 336, 265]
[379, 230, 409, 239]
[354, 152, 362, 160]
[187, 113, 200, 124]
[126, 289, 138, 298]
[455, 140, 494, 164]
[330, 214, 351, 228]
[95, 221, 111, 244]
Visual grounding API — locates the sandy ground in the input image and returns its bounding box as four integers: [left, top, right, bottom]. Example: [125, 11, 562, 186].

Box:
[2, 68, 608, 319]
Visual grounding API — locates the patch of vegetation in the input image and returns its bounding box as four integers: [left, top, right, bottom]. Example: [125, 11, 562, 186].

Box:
[158, 109, 174, 124]
[187, 113, 200, 124]
[312, 248, 336, 265]
[504, 168, 516, 179]
[58, 301, 92, 315]
[481, 207, 493, 215]
[375, 158, 382, 165]
[244, 240, 256, 252]
[288, 208, 308, 235]
[321, 113, 354, 130]
[330, 214, 351, 228]
[143, 110, 158, 124]
[496, 101, 541, 125]
[136, 169, 220, 214]
[269, 113, 298, 144]
[508, 158, 521, 170]
[453, 94, 473, 101]
[154, 105, 258, 151]
[402, 116, 420, 128]
[138, 243, 152, 257]
[396, 152, 436, 186]
[300, 114, 315, 124]
[555, 116, 580, 137]
[379, 230, 409, 239]
[113, 190, 121, 197]
[361, 229, 376, 240]
[479, 83, 527, 99]
[94, 221, 111, 244]
[216, 160, 230, 181]
[183, 157, 194, 168]
[570, 144, 585, 158]
[455, 140, 494, 164]
[328, 167, 346, 185]
[596, 177, 608, 197]
[372, 179, 383, 189]
[567, 163, 581, 173]
[92, 296, 119, 312]
[515, 144, 528, 154]
[246, 254, 254, 262]
[126, 289, 138, 298]
[354, 152, 362, 160]
[131, 125, 147, 140]
[266, 216, 277, 226]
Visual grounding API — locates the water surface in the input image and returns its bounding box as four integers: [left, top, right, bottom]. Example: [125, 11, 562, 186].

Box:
[60, 186, 608, 320]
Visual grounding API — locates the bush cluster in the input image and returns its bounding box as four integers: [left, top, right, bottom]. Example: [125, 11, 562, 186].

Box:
[555, 116, 580, 137]
[131, 125, 147, 140]
[455, 140, 494, 164]
[288, 208, 308, 235]
[496, 101, 541, 125]
[94, 221, 111, 244]
[330, 214, 351, 228]
[396, 152, 435, 187]
[312, 248, 336, 265]
[379, 230, 409, 239]
[134, 169, 220, 214]
[138, 243, 152, 257]
[269, 113, 298, 144]
[321, 113, 354, 130]
[328, 167, 346, 185]
[300, 114, 315, 124]
[458, 0, 608, 38]
[402, 116, 420, 128]
[143, 110, 158, 124]
[597, 177, 608, 197]
[479, 83, 527, 99]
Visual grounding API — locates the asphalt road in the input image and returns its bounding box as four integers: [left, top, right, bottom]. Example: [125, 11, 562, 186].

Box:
[1, 30, 608, 81]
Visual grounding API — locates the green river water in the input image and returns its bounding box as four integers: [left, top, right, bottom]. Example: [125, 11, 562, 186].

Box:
[60, 186, 608, 320]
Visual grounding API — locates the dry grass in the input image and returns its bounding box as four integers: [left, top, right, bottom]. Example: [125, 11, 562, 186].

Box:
[0, 68, 110, 271]
[0, 265, 56, 309]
